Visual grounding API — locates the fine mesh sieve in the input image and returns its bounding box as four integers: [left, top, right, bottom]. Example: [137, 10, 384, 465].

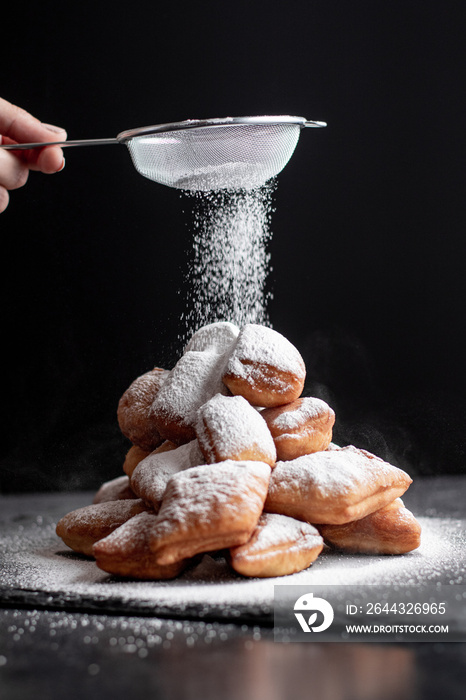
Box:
[0, 115, 326, 191]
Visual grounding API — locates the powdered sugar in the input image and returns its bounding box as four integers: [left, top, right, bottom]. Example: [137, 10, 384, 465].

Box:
[175, 161, 265, 192]
[58, 500, 148, 531]
[93, 476, 136, 504]
[239, 513, 322, 555]
[155, 461, 271, 533]
[131, 440, 204, 507]
[195, 394, 276, 464]
[1, 481, 464, 621]
[226, 324, 305, 379]
[94, 511, 158, 554]
[151, 351, 229, 424]
[269, 446, 411, 501]
[184, 322, 240, 354]
[181, 186, 274, 340]
[270, 397, 330, 432]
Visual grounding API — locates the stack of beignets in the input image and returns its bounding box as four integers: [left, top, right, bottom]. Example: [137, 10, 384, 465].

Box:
[56, 321, 421, 580]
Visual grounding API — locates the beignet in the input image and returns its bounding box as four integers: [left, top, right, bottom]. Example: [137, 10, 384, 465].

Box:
[56, 499, 151, 557]
[150, 460, 271, 565]
[196, 393, 276, 467]
[317, 498, 422, 554]
[93, 511, 191, 579]
[265, 446, 412, 524]
[130, 439, 204, 510]
[222, 324, 306, 407]
[230, 513, 323, 577]
[261, 397, 335, 460]
[117, 367, 169, 451]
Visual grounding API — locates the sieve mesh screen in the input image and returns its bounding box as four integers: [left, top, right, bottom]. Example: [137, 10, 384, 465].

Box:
[126, 123, 302, 191]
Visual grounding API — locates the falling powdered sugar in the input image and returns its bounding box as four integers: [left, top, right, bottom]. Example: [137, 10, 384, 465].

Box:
[184, 321, 240, 355]
[175, 162, 266, 192]
[181, 184, 275, 340]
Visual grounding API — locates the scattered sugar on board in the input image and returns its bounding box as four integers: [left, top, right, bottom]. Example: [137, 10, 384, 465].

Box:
[0, 607, 263, 657]
[180, 185, 274, 342]
[1, 489, 464, 621]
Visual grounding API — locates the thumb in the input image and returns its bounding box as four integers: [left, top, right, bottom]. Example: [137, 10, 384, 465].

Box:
[0, 97, 67, 144]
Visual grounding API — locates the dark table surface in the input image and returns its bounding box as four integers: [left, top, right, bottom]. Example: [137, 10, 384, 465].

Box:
[1, 477, 465, 699]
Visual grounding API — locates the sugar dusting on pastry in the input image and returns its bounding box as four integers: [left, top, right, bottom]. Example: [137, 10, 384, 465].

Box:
[269, 397, 331, 431]
[227, 324, 306, 379]
[234, 513, 322, 555]
[131, 440, 204, 509]
[151, 351, 229, 423]
[271, 447, 411, 499]
[50, 322, 426, 586]
[196, 394, 276, 466]
[184, 321, 240, 354]
[154, 461, 271, 530]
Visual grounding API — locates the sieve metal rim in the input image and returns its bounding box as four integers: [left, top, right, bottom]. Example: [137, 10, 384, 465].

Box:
[116, 116, 326, 143]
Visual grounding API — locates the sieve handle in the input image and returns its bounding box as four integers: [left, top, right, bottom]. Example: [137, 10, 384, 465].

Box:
[304, 120, 327, 128]
[0, 138, 119, 150]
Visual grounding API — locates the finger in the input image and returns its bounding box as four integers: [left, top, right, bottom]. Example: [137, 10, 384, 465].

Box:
[0, 149, 29, 190]
[27, 145, 66, 174]
[0, 185, 9, 213]
[1, 135, 65, 174]
[0, 96, 67, 145]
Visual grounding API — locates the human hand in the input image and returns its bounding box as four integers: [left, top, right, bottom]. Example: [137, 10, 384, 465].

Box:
[0, 96, 67, 213]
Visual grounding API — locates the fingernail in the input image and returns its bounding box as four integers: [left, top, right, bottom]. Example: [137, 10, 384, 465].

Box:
[42, 122, 67, 135]
[57, 158, 66, 173]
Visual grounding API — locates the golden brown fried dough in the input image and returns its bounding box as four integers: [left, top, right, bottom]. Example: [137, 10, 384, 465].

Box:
[130, 439, 204, 510]
[230, 513, 324, 578]
[151, 351, 230, 445]
[317, 498, 421, 554]
[261, 397, 335, 460]
[122, 445, 151, 477]
[117, 367, 169, 451]
[56, 500, 151, 556]
[123, 441, 178, 478]
[150, 461, 271, 565]
[93, 511, 191, 579]
[265, 446, 412, 525]
[93, 475, 138, 504]
[222, 324, 306, 407]
[196, 394, 276, 467]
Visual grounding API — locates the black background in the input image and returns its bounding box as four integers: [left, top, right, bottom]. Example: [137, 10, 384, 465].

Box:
[1, 1, 465, 491]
